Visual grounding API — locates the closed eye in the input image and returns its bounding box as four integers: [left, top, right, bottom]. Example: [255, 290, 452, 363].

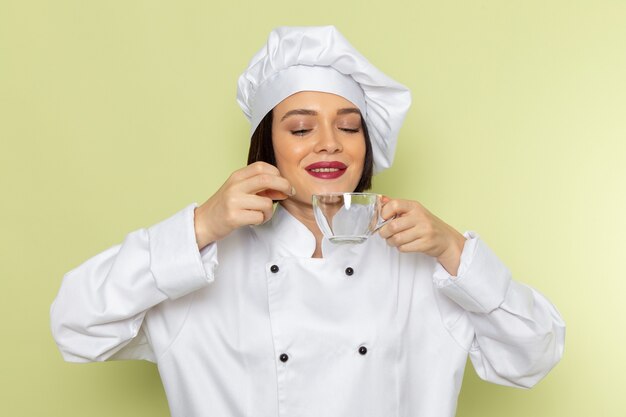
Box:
[339, 127, 360, 133]
[291, 129, 311, 136]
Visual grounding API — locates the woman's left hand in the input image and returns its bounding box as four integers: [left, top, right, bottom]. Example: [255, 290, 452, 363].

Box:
[378, 197, 467, 276]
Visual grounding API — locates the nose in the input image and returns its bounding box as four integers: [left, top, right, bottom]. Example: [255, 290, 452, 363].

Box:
[313, 125, 342, 154]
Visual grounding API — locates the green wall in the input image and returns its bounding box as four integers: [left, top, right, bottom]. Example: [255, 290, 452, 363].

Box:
[1, 1, 624, 416]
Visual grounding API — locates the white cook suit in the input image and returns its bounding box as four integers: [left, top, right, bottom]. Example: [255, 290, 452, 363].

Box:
[50, 203, 565, 417]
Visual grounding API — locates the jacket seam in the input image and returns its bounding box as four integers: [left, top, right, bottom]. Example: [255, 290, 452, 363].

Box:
[432, 285, 472, 353]
[155, 285, 198, 362]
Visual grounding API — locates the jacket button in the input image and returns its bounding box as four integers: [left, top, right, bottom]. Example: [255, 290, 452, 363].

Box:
[358, 346, 367, 355]
[270, 265, 279, 273]
[345, 267, 354, 276]
[279, 353, 289, 362]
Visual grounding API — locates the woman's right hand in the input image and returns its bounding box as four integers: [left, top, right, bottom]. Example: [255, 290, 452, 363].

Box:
[193, 162, 294, 250]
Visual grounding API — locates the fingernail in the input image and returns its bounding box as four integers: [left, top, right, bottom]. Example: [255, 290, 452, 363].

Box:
[290, 186, 296, 196]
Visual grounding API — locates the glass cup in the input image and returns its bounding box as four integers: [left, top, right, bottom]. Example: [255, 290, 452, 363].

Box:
[312, 192, 391, 244]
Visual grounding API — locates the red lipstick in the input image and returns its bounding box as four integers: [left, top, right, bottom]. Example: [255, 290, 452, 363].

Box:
[305, 161, 347, 179]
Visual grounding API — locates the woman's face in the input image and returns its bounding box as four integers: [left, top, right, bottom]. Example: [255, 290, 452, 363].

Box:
[272, 91, 366, 206]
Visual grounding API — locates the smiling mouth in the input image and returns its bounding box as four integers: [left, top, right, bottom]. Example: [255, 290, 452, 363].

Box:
[305, 161, 347, 179]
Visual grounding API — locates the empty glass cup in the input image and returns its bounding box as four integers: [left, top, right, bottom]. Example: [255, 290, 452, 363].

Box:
[312, 192, 390, 244]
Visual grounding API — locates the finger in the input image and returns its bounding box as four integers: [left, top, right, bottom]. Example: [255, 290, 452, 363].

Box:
[384, 226, 422, 249]
[241, 174, 293, 196]
[239, 195, 275, 222]
[381, 199, 414, 220]
[397, 240, 430, 254]
[232, 161, 281, 181]
[392, 228, 442, 254]
[257, 189, 290, 200]
[378, 216, 416, 239]
[222, 195, 273, 226]
[236, 210, 266, 227]
[239, 194, 274, 208]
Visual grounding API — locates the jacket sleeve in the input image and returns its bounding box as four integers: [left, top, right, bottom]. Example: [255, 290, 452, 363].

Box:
[50, 203, 218, 363]
[433, 232, 565, 388]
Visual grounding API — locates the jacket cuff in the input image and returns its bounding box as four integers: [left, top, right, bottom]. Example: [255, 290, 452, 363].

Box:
[433, 231, 511, 313]
[147, 203, 217, 299]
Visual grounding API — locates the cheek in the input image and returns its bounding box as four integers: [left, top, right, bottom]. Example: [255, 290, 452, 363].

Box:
[272, 137, 308, 172]
[271, 134, 289, 168]
[350, 137, 367, 166]
[359, 143, 366, 163]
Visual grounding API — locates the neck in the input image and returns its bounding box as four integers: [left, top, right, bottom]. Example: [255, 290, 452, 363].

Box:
[279, 198, 324, 258]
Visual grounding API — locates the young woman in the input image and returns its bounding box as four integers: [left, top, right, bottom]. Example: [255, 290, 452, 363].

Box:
[51, 26, 565, 417]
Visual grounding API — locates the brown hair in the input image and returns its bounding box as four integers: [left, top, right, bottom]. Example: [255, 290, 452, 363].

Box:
[247, 110, 373, 192]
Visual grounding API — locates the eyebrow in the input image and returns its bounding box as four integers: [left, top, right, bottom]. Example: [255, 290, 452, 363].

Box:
[337, 108, 361, 116]
[280, 107, 361, 122]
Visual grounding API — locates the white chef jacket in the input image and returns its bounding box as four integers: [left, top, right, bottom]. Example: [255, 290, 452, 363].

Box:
[50, 203, 565, 417]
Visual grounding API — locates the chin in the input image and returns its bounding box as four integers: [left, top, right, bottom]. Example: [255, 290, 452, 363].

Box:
[305, 183, 358, 198]
[292, 173, 361, 202]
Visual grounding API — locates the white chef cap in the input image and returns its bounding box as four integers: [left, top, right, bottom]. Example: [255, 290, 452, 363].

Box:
[236, 25, 412, 173]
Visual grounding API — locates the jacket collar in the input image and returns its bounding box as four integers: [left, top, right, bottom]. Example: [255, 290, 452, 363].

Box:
[253, 203, 363, 260]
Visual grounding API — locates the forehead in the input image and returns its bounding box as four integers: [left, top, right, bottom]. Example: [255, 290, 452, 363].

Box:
[273, 91, 360, 115]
